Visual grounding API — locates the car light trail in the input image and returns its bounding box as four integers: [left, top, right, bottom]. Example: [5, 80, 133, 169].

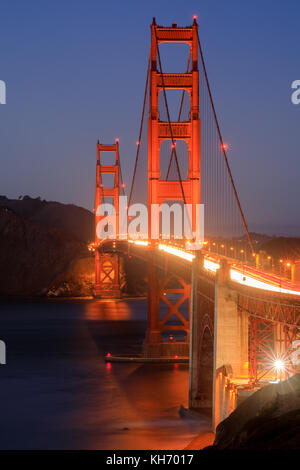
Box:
[128, 240, 149, 246]
[158, 244, 195, 262]
[230, 269, 300, 296]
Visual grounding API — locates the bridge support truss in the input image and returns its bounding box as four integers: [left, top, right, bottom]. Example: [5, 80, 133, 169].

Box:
[144, 257, 191, 357]
[238, 294, 300, 382]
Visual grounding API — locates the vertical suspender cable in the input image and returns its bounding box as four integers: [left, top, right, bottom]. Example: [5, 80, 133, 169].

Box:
[197, 31, 254, 255]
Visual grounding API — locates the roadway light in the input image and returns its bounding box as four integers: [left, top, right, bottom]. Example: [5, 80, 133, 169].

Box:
[222, 143, 228, 151]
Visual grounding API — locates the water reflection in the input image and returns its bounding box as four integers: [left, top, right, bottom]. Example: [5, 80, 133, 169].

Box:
[84, 299, 134, 321]
[0, 298, 209, 450]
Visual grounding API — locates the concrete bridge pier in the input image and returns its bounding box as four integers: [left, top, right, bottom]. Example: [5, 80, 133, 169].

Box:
[213, 260, 248, 378]
[189, 258, 249, 429]
[212, 260, 249, 428]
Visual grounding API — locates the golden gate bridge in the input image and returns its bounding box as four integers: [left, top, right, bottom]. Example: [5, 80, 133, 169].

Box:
[91, 17, 300, 429]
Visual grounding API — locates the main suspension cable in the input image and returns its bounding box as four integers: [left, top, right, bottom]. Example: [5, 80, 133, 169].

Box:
[128, 53, 151, 208]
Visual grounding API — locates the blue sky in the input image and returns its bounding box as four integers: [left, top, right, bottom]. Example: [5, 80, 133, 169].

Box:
[0, 0, 299, 234]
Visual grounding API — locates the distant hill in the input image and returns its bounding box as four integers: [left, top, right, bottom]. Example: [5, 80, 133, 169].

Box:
[0, 195, 94, 243]
[259, 237, 300, 261]
[248, 232, 273, 245]
[243, 232, 300, 261]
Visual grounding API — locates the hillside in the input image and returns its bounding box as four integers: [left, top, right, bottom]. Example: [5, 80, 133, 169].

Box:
[0, 207, 89, 295]
[0, 197, 147, 297]
[207, 374, 300, 450]
[259, 236, 300, 261]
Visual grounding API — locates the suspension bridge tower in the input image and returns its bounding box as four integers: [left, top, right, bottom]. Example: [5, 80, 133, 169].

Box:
[94, 140, 121, 298]
[144, 18, 201, 356]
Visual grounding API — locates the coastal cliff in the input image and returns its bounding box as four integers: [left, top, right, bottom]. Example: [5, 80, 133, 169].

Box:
[0, 206, 88, 296]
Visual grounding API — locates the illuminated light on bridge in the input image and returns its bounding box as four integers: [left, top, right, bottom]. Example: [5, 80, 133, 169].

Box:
[157, 243, 300, 296]
[158, 243, 195, 262]
[134, 240, 149, 246]
[230, 268, 300, 296]
[127, 240, 300, 296]
[128, 239, 149, 247]
[204, 258, 220, 272]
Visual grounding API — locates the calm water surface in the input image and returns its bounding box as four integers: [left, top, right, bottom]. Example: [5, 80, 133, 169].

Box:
[0, 298, 208, 449]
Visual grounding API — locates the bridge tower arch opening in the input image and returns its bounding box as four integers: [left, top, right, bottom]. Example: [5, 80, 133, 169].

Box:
[197, 325, 214, 409]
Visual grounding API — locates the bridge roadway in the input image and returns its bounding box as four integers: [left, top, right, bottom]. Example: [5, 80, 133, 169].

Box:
[100, 238, 300, 298]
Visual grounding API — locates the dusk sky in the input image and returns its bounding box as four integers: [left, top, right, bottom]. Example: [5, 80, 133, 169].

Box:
[0, 0, 299, 235]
